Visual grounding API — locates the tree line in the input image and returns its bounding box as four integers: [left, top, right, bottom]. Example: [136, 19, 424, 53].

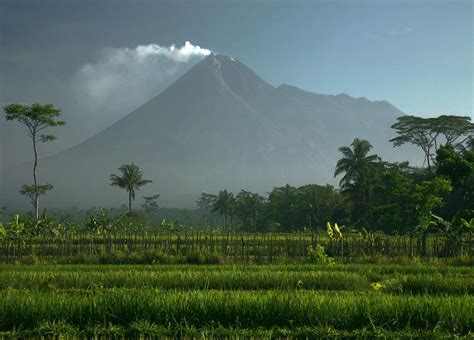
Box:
[197, 115, 474, 234]
[2, 104, 473, 236]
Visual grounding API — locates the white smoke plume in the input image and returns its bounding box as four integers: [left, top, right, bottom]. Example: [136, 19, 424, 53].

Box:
[73, 41, 211, 123]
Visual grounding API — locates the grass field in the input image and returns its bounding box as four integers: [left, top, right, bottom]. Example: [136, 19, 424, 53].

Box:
[0, 264, 473, 337]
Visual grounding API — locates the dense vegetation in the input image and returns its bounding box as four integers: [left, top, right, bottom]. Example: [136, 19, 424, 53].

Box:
[1, 111, 473, 236]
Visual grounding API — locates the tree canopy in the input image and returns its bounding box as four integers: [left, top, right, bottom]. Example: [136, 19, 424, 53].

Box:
[110, 163, 152, 213]
[3, 103, 65, 219]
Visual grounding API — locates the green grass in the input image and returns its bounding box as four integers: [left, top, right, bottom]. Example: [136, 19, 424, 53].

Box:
[0, 263, 473, 337]
[0, 289, 472, 334]
[1, 264, 473, 295]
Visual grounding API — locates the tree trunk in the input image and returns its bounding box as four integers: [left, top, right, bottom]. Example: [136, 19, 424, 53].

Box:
[32, 135, 39, 220]
[421, 233, 427, 257]
[128, 191, 132, 213]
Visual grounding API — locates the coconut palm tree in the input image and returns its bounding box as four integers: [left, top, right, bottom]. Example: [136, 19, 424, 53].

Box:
[110, 163, 152, 213]
[334, 138, 380, 189]
[334, 139, 380, 225]
[212, 190, 235, 228]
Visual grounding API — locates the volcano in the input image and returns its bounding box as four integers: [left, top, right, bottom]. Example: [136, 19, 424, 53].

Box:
[1, 54, 415, 208]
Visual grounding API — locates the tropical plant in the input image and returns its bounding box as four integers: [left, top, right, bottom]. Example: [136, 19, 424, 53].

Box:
[110, 163, 152, 213]
[334, 138, 380, 225]
[268, 184, 299, 230]
[305, 244, 334, 264]
[430, 214, 474, 257]
[235, 190, 265, 231]
[212, 190, 235, 228]
[3, 103, 65, 219]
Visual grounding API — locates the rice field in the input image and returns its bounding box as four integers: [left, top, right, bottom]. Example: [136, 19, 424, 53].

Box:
[0, 264, 473, 337]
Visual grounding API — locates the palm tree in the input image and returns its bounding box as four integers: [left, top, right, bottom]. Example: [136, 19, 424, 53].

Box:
[334, 139, 380, 224]
[212, 190, 235, 228]
[110, 163, 152, 213]
[334, 138, 379, 189]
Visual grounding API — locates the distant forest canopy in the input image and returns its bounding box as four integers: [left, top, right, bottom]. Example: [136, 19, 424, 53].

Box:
[1, 113, 473, 235]
[192, 115, 473, 233]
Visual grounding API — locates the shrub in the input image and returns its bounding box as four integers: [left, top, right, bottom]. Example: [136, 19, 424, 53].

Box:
[305, 245, 334, 264]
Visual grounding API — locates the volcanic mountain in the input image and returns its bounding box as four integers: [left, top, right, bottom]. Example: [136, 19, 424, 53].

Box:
[1, 54, 416, 208]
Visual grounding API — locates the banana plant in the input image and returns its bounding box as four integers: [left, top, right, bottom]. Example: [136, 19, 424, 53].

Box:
[430, 214, 471, 257]
[7, 214, 25, 239]
[26, 212, 60, 236]
[0, 223, 6, 240]
[85, 208, 113, 234]
[0, 210, 5, 240]
[460, 218, 474, 233]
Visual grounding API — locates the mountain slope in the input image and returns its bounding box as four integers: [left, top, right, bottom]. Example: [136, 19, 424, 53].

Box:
[1, 54, 418, 209]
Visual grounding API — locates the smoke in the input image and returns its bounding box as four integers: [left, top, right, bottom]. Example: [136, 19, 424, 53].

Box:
[133, 41, 212, 62]
[73, 41, 211, 122]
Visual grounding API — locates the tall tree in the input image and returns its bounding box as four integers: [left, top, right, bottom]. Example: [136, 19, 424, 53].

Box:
[296, 184, 342, 230]
[212, 190, 235, 228]
[142, 194, 160, 222]
[268, 184, 299, 230]
[433, 115, 474, 148]
[110, 163, 152, 213]
[3, 103, 65, 219]
[436, 145, 474, 219]
[369, 163, 417, 233]
[235, 190, 265, 231]
[334, 138, 380, 225]
[390, 115, 473, 170]
[196, 192, 217, 225]
[196, 193, 217, 211]
[390, 116, 438, 170]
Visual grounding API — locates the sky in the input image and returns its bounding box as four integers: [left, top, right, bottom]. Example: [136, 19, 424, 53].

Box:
[0, 0, 473, 166]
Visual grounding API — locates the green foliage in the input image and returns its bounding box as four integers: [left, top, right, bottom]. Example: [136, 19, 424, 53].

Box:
[196, 192, 217, 210]
[436, 145, 474, 219]
[0, 225, 6, 240]
[142, 194, 160, 218]
[334, 138, 381, 225]
[390, 115, 474, 170]
[85, 208, 115, 233]
[235, 190, 265, 231]
[430, 213, 473, 257]
[110, 163, 152, 213]
[211, 189, 235, 227]
[268, 184, 299, 230]
[305, 245, 334, 264]
[3, 103, 65, 129]
[412, 178, 452, 231]
[3, 103, 65, 219]
[19, 184, 53, 206]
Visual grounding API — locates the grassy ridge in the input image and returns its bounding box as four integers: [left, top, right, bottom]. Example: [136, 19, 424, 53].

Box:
[2, 262, 473, 274]
[0, 289, 473, 334]
[1, 266, 473, 295]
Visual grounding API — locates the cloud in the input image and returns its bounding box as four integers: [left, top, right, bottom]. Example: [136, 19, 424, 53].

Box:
[388, 27, 414, 37]
[73, 41, 211, 122]
[366, 27, 415, 40]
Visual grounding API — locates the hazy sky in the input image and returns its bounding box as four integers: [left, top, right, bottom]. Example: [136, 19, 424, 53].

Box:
[0, 0, 473, 166]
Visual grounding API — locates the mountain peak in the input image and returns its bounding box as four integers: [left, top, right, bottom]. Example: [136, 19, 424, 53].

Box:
[191, 52, 274, 97]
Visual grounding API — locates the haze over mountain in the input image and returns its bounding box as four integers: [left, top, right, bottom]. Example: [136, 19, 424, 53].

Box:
[1, 54, 419, 209]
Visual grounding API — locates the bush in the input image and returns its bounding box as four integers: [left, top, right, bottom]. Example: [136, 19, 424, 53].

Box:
[305, 245, 334, 264]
